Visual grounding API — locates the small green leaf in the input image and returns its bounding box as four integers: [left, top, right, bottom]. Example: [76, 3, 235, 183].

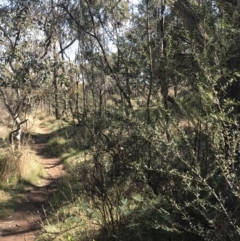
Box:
[132, 194, 144, 202]
[121, 198, 128, 206]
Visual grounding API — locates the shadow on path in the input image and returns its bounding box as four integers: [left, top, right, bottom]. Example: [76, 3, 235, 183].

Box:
[0, 129, 65, 241]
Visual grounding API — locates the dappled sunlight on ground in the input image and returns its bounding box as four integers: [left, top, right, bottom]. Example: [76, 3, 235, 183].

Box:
[0, 114, 65, 241]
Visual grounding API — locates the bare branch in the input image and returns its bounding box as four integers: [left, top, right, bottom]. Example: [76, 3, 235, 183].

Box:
[58, 38, 77, 56]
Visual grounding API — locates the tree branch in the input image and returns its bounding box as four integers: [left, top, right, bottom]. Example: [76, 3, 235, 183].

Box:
[59, 2, 132, 108]
[173, 0, 206, 50]
[58, 38, 77, 56]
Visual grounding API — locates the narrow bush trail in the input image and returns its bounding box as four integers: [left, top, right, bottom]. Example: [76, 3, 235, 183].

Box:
[0, 120, 65, 241]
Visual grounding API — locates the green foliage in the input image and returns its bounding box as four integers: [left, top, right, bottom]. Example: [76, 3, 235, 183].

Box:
[1, 0, 240, 240]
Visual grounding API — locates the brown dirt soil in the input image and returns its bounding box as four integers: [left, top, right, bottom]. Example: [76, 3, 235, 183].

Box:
[0, 120, 65, 241]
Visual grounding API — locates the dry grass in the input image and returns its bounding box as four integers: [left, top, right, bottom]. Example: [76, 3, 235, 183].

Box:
[0, 190, 11, 202]
[0, 111, 52, 185]
[19, 146, 46, 185]
[0, 125, 10, 140]
[0, 146, 46, 185]
[0, 150, 19, 181]
[37, 194, 100, 241]
[32, 113, 67, 134]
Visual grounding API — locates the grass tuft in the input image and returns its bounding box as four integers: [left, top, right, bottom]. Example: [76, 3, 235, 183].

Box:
[19, 146, 46, 185]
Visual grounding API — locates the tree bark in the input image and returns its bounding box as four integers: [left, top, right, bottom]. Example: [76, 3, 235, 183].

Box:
[53, 43, 61, 120]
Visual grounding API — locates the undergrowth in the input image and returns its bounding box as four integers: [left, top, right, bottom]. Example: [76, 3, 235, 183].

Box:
[37, 97, 240, 241]
[37, 110, 180, 241]
[0, 113, 50, 218]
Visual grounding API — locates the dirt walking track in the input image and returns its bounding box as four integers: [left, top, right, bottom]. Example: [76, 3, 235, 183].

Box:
[0, 121, 65, 241]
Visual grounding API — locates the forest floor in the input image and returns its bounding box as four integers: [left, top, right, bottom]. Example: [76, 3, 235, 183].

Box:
[0, 118, 65, 241]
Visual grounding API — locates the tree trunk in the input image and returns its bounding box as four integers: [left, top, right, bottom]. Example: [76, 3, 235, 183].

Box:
[53, 43, 61, 120]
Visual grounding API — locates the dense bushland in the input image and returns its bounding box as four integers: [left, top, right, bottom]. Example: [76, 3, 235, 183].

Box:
[38, 96, 240, 241]
[1, 0, 240, 240]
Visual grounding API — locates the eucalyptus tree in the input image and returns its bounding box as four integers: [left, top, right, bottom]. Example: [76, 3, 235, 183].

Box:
[59, 0, 133, 114]
[0, 1, 49, 150]
[45, 0, 79, 119]
[35, 1, 240, 240]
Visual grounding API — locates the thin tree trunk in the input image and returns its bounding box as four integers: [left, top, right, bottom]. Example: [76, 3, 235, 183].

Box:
[53, 43, 61, 120]
[160, 0, 168, 112]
